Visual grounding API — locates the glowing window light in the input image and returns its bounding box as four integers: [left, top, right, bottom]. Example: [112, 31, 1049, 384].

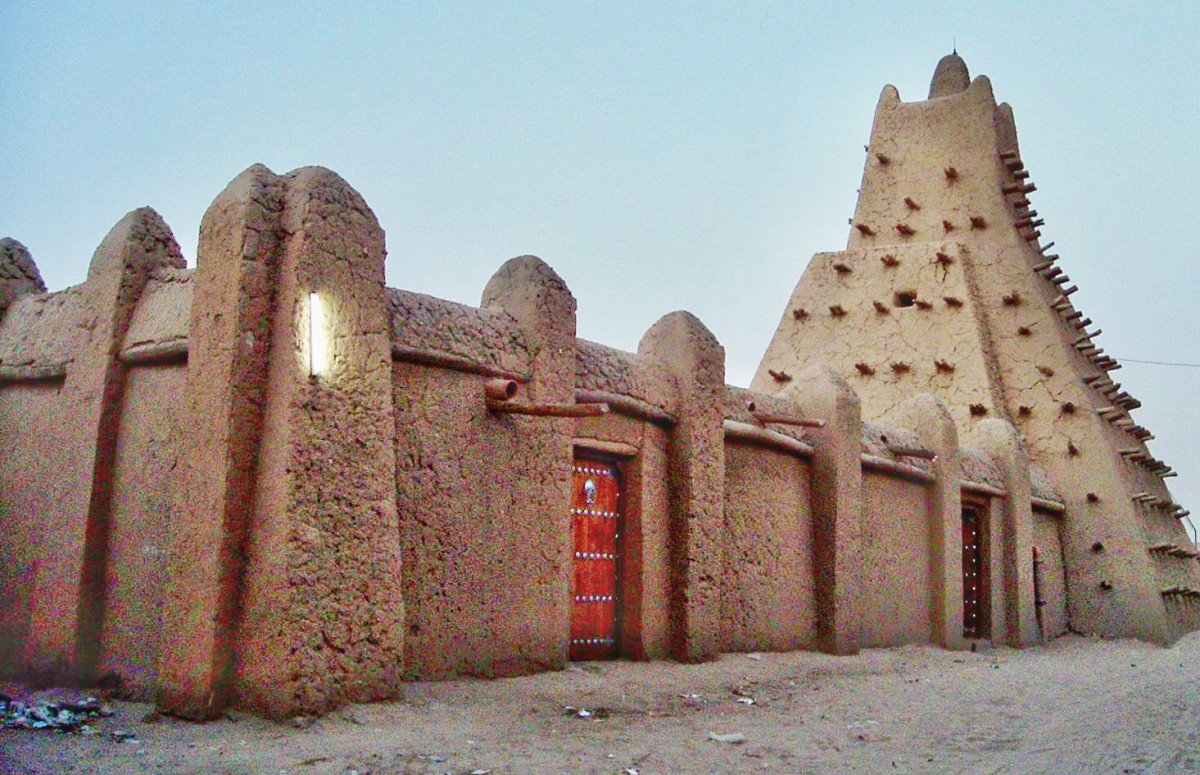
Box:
[309, 292, 329, 376]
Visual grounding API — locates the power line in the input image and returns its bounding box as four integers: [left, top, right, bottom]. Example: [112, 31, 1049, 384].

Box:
[1113, 357, 1200, 368]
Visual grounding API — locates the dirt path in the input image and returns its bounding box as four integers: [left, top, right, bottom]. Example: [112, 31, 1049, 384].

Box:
[4, 633, 1199, 774]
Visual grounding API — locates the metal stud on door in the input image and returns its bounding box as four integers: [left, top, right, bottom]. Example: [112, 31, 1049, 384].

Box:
[570, 460, 620, 659]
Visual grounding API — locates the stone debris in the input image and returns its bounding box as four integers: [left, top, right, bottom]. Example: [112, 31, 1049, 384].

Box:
[0, 692, 113, 732]
[708, 731, 748, 744]
[563, 704, 610, 719]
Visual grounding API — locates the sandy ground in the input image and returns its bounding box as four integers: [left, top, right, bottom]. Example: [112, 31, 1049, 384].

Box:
[3, 633, 1199, 775]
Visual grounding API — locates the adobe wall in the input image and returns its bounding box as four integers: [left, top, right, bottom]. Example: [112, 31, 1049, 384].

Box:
[0, 380, 65, 678]
[720, 440, 816, 653]
[1032, 509, 1069, 640]
[0, 157, 1090, 720]
[394, 359, 573, 678]
[858, 470, 934, 647]
[98, 363, 185, 698]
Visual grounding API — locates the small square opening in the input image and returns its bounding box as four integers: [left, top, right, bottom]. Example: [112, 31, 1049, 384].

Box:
[894, 291, 917, 308]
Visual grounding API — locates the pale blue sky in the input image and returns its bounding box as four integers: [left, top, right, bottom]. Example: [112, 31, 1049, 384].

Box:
[3, 2, 1197, 515]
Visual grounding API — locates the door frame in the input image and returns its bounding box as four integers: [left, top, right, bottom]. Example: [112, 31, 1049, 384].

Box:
[960, 498, 993, 641]
[570, 445, 643, 660]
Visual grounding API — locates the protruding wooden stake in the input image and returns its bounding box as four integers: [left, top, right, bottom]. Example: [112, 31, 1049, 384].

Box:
[887, 444, 936, 460]
[484, 378, 519, 402]
[754, 412, 827, 428]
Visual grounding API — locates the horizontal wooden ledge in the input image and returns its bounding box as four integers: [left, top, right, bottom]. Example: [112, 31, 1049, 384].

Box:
[576, 389, 675, 427]
[724, 420, 814, 459]
[0, 362, 68, 383]
[119, 339, 189, 365]
[861, 454, 934, 484]
[391, 343, 531, 382]
[572, 437, 640, 458]
[1030, 496, 1066, 515]
[963, 481, 1007, 499]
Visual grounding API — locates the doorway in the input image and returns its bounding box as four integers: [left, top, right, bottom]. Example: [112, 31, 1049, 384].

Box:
[962, 504, 991, 639]
[570, 457, 622, 659]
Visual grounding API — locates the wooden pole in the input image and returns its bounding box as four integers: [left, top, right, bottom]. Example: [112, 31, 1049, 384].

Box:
[487, 399, 609, 418]
[753, 412, 827, 428]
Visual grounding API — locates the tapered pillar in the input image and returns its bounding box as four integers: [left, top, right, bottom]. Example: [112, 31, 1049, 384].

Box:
[783, 365, 862, 655]
[885, 393, 963, 648]
[158, 165, 286, 718]
[233, 167, 403, 717]
[27, 210, 184, 682]
[639, 312, 725, 662]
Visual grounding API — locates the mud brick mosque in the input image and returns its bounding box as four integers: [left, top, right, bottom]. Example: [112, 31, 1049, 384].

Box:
[0, 54, 1194, 719]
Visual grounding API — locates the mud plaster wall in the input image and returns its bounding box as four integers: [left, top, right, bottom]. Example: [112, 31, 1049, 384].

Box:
[0, 287, 88, 378]
[574, 412, 672, 661]
[858, 471, 933, 647]
[394, 362, 573, 679]
[1032, 510, 1068, 639]
[97, 364, 184, 698]
[0, 380, 65, 677]
[720, 441, 815, 653]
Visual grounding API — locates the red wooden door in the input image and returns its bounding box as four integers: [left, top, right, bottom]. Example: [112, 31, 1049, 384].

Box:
[962, 506, 987, 638]
[570, 459, 620, 660]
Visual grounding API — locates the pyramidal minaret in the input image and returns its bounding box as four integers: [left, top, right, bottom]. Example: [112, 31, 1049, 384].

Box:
[753, 54, 1196, 643]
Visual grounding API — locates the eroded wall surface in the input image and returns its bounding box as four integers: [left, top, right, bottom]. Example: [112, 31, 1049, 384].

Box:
[1032, 510, 1069, 639]
[395, 361, 572, 678]
[97, 364, 185, 698]
[721, 442, 816, 653]
[0, 381, 65, 677]
[859, 471, 933, 647]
